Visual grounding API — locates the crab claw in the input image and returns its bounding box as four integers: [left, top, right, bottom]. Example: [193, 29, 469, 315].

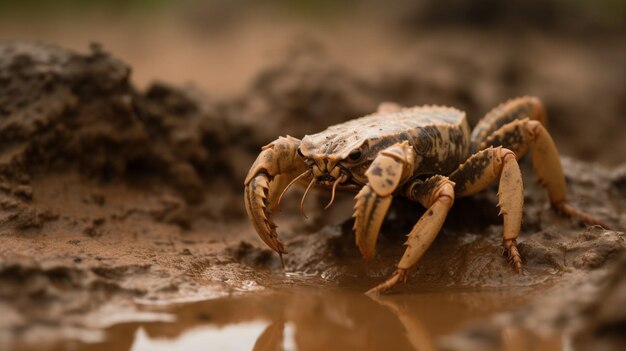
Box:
[244, 172, 285, 254]
[244, 136, 307, 259]
[353, 141, 415, 261]
[353, 184, 393, 261]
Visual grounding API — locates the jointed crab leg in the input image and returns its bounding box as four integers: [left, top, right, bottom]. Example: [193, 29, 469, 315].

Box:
[353, 141, 415, 261]
[367, 175, 455, 294]
[244, 136, 307, 256]
[473, 97, 607, 228]
[483, 117, 609, 228]
[369, 147, 523, 294]
[450, 147, 525, 273]
[471, 96, 547, 153]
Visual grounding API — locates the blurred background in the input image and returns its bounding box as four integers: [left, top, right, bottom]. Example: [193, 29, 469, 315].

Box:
[1, 0, 625, 165]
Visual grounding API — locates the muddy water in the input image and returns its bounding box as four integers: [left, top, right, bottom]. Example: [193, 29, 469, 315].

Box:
[48, 282, 560, 351]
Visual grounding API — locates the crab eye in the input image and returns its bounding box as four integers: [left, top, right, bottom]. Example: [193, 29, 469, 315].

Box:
[348, 149, 363, 162]
[297, 148, 305, 158]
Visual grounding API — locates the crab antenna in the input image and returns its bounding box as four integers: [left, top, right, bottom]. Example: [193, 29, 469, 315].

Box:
[324, 176, 343, 210]
[276, 170, 311, 209]
[300, 177, 316, 219]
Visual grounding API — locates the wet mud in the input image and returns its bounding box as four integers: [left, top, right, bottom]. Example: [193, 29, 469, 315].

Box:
[0, 40, 624, 351]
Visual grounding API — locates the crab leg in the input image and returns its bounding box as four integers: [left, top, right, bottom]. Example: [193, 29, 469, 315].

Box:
[244, 136, 307, 255]
[471, 96, 547, 153]
[368, 147, 523, 294]
[367, 175, 455, 294]
[483, 118, 609, 228]
[353, 141, 415, 260]
[449, 147, 525, 273]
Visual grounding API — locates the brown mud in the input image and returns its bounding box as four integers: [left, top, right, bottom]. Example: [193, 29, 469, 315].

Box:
[0, 37, 625, 351]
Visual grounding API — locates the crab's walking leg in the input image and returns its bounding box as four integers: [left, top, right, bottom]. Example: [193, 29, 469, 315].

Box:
[370, 147, 524, 294]
[471, 96, 546, 153]
[366, 176, 455, 294]
[473, 97, 608, 228]
[353, 141, 415, 261]
[483, 118, 609, 228]
[244, 136, 307, 256]
[450, 147, 525, 273]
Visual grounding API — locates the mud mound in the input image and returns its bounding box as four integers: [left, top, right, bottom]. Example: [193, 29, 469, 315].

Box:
[0, 42, 248, 207]
[439, 252, 626, 351]
[230, 43, 380, 146]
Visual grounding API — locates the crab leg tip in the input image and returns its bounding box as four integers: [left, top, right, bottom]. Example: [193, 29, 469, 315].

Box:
[554, 202, 611, 230]
[365, 269, 408, 295]
[279, 253, 285, 269]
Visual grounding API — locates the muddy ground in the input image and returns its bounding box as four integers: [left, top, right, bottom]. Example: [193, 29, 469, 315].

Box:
[0, 30, 625, 351]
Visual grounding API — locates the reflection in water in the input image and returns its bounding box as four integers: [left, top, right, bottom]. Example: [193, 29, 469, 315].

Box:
[86, 287, 561, 351]
[252, 319, 285, 351]
[371, 295, 438, 351]
[131, 323, 270, 351]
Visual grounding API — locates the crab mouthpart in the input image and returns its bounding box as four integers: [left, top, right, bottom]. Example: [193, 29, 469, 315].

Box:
[315, 168, 351, 185]
[317, 174, 338, 185]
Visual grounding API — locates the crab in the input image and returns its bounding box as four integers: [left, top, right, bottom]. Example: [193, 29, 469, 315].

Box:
[244, 97, 608, 294]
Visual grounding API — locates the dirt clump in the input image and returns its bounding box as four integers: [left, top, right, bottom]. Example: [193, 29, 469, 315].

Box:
[0, 42, 251, 212]
[230, 43, 377, 144]
[439, 251, 626, 351]
[579, 254, 626, 350]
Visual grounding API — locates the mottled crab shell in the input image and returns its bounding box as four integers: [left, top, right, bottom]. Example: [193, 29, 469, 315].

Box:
[299, 106, 472, 178]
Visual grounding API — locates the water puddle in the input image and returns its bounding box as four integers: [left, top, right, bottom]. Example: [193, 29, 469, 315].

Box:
[54, 285, 561, 351]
